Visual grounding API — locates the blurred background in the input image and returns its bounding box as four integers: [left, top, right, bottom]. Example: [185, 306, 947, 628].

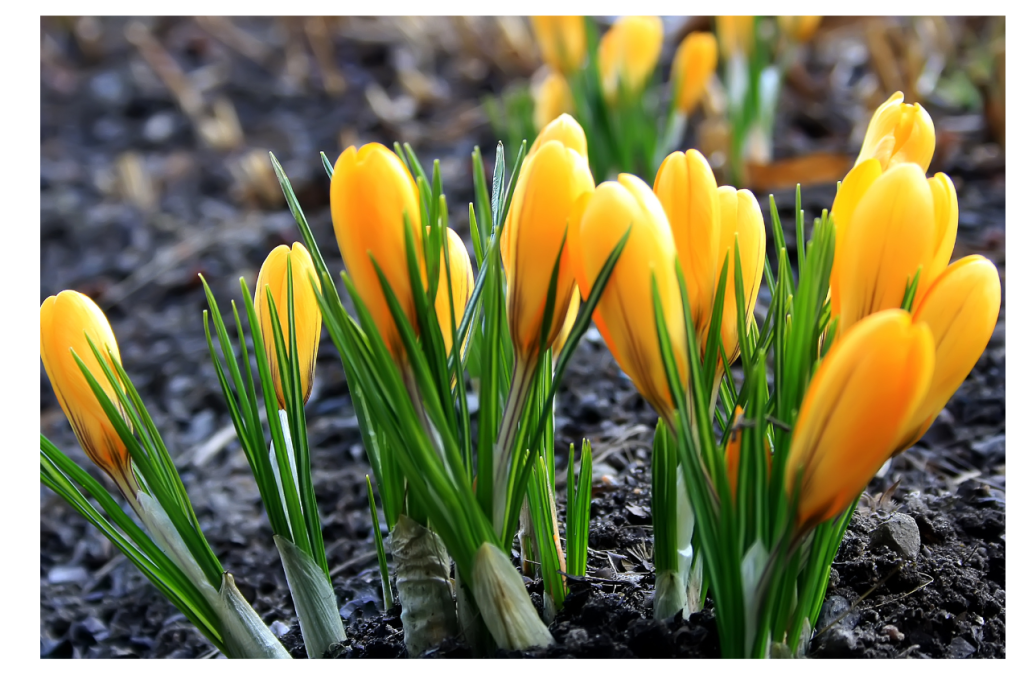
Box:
[40, 16, 1006, 659]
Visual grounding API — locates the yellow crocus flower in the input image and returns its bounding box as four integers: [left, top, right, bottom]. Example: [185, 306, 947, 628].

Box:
[532, 69, 575, 133]
[855, 91, 935, 173]
[715, 186, 766, 365]
[40, 291, 137, 493]
[436, 227, 475, 359]
[330, 142, 424, 360]
[836, 163, 956, 334]
[671, 32, 718, 116]
[654, 149, 722, 335]
[717, 16, 754, 60]
[896, 255, 1001, 450]
[529, 112, 588, 161]
[597, 16, 664, 104]
[777, 16, 821, 44]
[501, 138, 594, 364]
[531, 16, 587, 75]
[254, 243, 322, 406]
[786, 310, 934, 531]
[567, 174, 686, 420]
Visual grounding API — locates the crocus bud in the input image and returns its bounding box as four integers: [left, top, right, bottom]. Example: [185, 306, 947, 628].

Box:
[331, 143, 424, 359]
[786, 310, 934, 530]
[855, 91, 935, 173]
[717, 16, 754, 60]
[532, 70, 575, 133]
[568, 174, 686, 420]
[40, 291, 136, 493]
[597, 16, 664, 103]
[531, 16, 587, 75]
[436, 227, 475, 359]
[551, 286, 580, 360]
[654, 150, 722, 335]
[671, 32, 718, 115]
[777, 16, 821, 43]
[502, 138, 594, 363]
[715, 186, 766, 365]
[529, 112, 588, 160]
[896, 256, 1001, 449]
[254, 243, 322, 406]
[836, 163, 956, 334]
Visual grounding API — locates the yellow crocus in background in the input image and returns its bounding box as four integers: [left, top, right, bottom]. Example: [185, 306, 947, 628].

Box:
[654, 149, 722, 335]
[896, 255, 1001, 450]
[597, 16, 664, 103]
[501, 137, 594, 364]
[436, 227, 475, 359]
[331, 142, 424, 360]
[531, 16, 587, 75]
[671, 32, 718, 116]
[41, 291, 137, 494]
[836, 162, 956, 334]
[254, 243, 322, 406]
[532, 70, 575, 133]
[529, 112, 588, 160]
[717, 16, 755, 61]
[715, 186, 766, 365]
[777, 16, 822, 44]
[568, 174, 686, 420]
[786, 310, 934, 531]
[855, 91, 935, 173]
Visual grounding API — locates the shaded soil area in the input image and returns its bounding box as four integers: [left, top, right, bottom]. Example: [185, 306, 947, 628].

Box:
[40, 17, 1004, 659]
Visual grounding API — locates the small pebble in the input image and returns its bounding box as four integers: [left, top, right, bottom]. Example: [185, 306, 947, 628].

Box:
[870, 513, 921, 559]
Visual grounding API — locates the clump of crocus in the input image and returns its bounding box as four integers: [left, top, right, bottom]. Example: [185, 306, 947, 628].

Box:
[531, 16, 587, 75]
[671, 32, 718, 116]
[533, 69, 574, 132]
[568, 173, 686, 420]
[654, 149, 722, 336]
[254, 242, 322, 406]
[331, 142, 424, 359]
[40, 291, 138, 498]
[597, 16, 664, 104]
[785, 310, 934, 531]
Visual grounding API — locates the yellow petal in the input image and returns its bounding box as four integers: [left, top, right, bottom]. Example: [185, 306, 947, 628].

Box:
[255, 243, 322, 406]
[717, 16, 754, 60]
[672, 32, 718, 115]
[716, 187, 766, 364]
[654, 149, 721, 333]
[436, 227, 475, 359]
[786, 310, 934, 530]
[837, 163, 936, 335]
[502, 139, 594, 362]
[598, 16, 664, 103]
[829, 158, 882, 321]
[532, 70, 575, 132]
[529, 113, 588, 161]
[897, 255, 1001, 449]
[531, 16, 587, 75]
[920, 172, 958, 301]
[778, 16, 822, 43]
[40, 291, 134, 488]
[331, 143, 424, 359]
[855, 91, 935, 172]
[570, 174, 685, 420]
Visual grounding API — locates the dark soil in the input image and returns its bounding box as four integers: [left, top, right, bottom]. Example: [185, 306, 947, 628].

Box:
[40, 17, 1004, 659]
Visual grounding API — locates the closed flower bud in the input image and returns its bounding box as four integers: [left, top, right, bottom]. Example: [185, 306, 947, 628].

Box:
[717, 16, 754, 60]
[598, 16, 664, 103]
[532, 70, 575, 133]
[568, 174, 686, 420]
[896, 256, 1001, 449]
[529, 112, 588, 161]
[331, 143, 424, 359]
[786, 310, 934, 530]
[436, 227, 475, 359]
[715, 186, 766, 365]
[836, 163, 956, 334]
[40, 291, 136, 492]
[672, 32, 718, 115]
[254, 243, 322, 406]
[654, 149, 722, 334]
[855, 91, 935, 173]
[502, 139, 594, 363]
[531, 16, 587, 75]
[777, 16, 821, 44]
